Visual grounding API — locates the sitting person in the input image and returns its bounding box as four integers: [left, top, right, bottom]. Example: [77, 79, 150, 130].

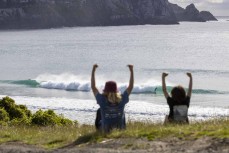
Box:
[91, 64, 134, 133]
[162, 72, 193, 124]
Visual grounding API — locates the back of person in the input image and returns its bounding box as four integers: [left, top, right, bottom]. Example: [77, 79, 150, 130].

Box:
[91, 64, 134, 133]
[101, 103, 126, 132]
[96, 90, 129, 132]
[162, 72, 193, 124]
[173, 105, 188, 122]
[167, 96, 190, 123]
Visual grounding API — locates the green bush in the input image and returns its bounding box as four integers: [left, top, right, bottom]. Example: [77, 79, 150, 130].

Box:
[0, 97, 31, 125]
[8, 106, 27, 120]
[31, 109, 74, 126]
[31, 109, 56, 126]
[0, 97, 76, 126]
[18, 104, 32, 118]
[0, 96, 16, 112]
[9, 117, 31, 125]
[0, 108, 10, 122]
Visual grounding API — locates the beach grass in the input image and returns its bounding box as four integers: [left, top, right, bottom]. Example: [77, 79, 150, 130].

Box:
[0, 118, 228, 149]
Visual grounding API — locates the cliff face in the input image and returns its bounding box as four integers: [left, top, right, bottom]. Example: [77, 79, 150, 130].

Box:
[169, 3, 217, 22]
[91, 0, 177, 25]
[0, 8, 25, 28]
[0, 0, 178, 29]
[200, 11, 217, 21]
[0, 1, 218, 29]
[184, 4, 205, 22]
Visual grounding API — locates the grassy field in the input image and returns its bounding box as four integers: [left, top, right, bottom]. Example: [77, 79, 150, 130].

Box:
[0, 118, 228, 149]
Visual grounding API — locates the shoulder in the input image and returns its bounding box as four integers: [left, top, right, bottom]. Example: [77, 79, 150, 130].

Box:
[122, 90, 129, 97]
[96, 93, 106, 104]
[121, 90, 129, 104]
[96, 93, 102, 99]
[185, 96, 191, 104]
[167, 96, 173, 104]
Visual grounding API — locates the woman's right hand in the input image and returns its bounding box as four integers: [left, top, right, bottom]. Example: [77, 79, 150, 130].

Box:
[186, 72, 192, 78]
[127, 65, 133, 71]
[93, 64, 98, 71]
[162, 72, 168, 78]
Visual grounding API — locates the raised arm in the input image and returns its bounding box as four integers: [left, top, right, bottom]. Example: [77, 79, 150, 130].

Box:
[186, 73, 193, 97]
[162, 73, 169, 99]
[126, 65, 134, 95]
[91, 64, 99, 96]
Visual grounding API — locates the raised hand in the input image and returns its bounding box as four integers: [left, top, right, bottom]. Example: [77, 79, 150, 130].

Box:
[127, 64, 133, 71]
[93, 64, 98, 71]
[162, 73, 169, 98]
[91, 64, 99, 96]
[162, 72, 168, 78]
[126, 64, 134, 95]
[186, 73, 193, 97]
[186, 72, 192, 78]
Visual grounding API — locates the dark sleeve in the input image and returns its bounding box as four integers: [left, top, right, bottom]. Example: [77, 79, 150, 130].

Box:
[186, 96, 190, 107]
[95, 93, 103, 105]
[167, 96, 173, 106]
[122, 90, 129, 105]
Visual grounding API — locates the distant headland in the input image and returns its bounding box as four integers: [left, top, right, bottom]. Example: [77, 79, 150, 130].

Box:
[0, 0, 217, 29]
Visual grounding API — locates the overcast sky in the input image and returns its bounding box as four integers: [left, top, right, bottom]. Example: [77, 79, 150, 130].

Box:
[169, 0, 229, 16]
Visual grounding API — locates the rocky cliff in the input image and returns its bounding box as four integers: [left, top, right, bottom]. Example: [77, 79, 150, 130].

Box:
[200, 11, 217, 21]
[169, 3, 217, 22]
[0, 1, 218, 29]
[0, 0, 178, 29]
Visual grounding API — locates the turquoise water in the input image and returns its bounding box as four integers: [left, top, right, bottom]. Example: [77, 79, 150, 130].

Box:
[0, 18, 229, 123]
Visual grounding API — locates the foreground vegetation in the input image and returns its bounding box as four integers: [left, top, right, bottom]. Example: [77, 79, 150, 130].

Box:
[0, 119, 228, 149]
[0, 96, 228, 150]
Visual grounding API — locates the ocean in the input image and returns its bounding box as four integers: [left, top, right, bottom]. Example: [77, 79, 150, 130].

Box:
[0, 17, 229, 124]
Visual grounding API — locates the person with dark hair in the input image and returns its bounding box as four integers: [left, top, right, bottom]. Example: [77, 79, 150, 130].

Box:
[91, 64, 134, 133]
[162, 72, 193, 124]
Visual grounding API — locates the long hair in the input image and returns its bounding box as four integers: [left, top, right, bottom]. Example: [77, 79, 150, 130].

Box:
[103, 92, 122, 104]
[171, 85, 186, 103]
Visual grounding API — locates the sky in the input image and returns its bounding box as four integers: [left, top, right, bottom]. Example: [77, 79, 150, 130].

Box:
[169, 0, 229, 16]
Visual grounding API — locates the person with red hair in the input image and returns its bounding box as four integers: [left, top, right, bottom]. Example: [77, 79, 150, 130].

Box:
[91, 64, 134, 133]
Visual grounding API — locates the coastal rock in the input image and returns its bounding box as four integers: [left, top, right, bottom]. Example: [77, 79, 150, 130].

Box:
[169, 3, 186, 21]
[0, 1, 218, 29]
[0, 8, 26, 28]
[184, 4, 205, 22]
[200, 11, 218, 21]
[0, 0, 178, 29]
[169, 3, 217, 22]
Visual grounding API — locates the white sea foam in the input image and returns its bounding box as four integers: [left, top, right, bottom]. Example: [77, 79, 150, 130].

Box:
[35, 73, 159, 93]
[1, 95, 228, 125]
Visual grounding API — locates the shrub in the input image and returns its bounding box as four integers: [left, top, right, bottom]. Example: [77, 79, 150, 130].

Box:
[31, 109, 56, 126]
[18, 104, 32, 118]
[9, 117, 31, 126]
[31, 109, 74, 126]
[0, 97, 30, 123]
[0, 108, 10, 122]
[0, 96, 15, 112]
[0, 97, 76, 126]
[8, 106, 27, 120]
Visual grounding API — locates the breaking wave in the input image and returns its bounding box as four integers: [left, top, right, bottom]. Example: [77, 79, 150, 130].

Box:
[1, 79, 228, 95]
